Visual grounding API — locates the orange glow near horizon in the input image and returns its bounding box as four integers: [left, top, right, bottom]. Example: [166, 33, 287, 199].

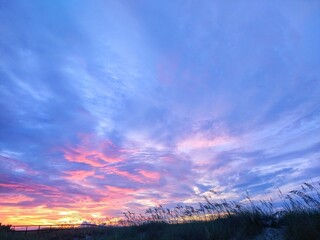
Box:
[0, 206, 115, 225]
[0, 140, 166, 225]
[0, 187, 143, 225]
[0, 179, 162, 225]
[1, 137, 180, 226]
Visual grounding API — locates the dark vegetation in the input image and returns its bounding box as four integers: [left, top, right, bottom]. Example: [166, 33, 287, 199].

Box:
[1, 182, 319, 240]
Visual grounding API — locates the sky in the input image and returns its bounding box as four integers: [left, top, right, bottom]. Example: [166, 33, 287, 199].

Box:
[0, 0, 320, 225]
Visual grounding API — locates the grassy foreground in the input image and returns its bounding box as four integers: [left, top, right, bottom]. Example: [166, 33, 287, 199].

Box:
[1, 182, 320, 240]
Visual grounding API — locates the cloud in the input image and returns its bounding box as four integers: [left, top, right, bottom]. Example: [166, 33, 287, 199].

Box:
[63, 147, 121, 167]
[63, 170, 96, 181]
[0, 194, 34, 205]
[177, 135, 236, 152]
[138, 170, 161, 181]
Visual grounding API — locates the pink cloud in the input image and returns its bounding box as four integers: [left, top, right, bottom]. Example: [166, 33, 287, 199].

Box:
[138, 170, 161, 181]
[0, 182, 63, 199]
[101, 166, 162, 183]
[103, 166, 142, 182]
[104, 186, 139, 199]
[61, 134, 123, 167]
[0, 194, 34, 204]
[63, 147, 121, 167]
[177, 134, 236, 151]
[63, 170, 96, 181]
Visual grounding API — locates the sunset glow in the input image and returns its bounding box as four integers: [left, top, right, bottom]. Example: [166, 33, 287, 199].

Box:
[0, 0, 319, 225]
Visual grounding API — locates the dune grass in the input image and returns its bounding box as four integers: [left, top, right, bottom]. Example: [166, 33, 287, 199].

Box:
[1, 182, 320, 240]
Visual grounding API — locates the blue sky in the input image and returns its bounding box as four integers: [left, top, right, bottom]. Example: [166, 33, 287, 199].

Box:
[0, 0, 320, 224]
